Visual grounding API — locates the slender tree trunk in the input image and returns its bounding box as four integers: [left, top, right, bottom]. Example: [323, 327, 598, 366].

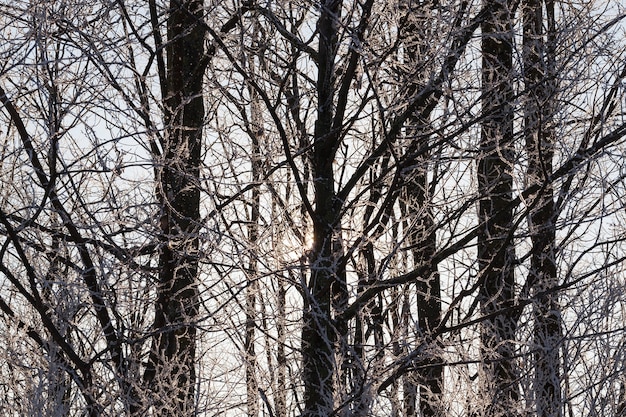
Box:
[479, 1, 519, 416]
[406, 183, 442, 417]
[245, 42, 263, 416]
[276, 276, 288, 417]
[523, 1, 562, 416]
[145, 0, 204, 414]
[245, 159, 260, 417]
[42, 74, 71, 415]
[244, 25, 264, 417]
[44, 230, 71, 417]
[390, 278, 406, 417]
[353, 241, 381, 416]
[400, 288, 418, 417]
[353, 157, 388, 415]
[401, 3, 443, 415]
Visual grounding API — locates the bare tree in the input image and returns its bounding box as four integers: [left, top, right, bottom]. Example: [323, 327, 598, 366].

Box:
[0, 1, 625, 417]
[142, 0, 205, 413]
[477, 1, 519, 416]
[522, 1, 562, 416]
[399, 2, 443, 416]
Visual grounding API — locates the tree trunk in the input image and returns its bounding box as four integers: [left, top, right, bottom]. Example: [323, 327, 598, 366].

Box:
[276, 276, 288, 417]
[245, 42, 263, 417]
[44, 231, 71, 417]
[523, 1, 562, 416]
[479, 1, 519, 416]
[302, 1, 344, 415]
[399, 3, 442, 415]
[145, 0, 204, 414]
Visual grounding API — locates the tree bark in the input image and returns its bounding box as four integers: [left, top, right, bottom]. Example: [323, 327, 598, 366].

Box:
[302, 1, 345, 415]
[145, 0, 204, 414]
[401, 3, 443, 416]
[523, 1, 562, 416]
[479, 1, 519, 415]
[245, 39, 263, 416]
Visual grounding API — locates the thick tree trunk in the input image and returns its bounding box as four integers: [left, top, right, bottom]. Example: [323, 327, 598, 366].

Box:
[145, 0, 204, 414]
[302, 1, 344, 415]
[523, 1, 562, 416]
[479, 1, 519, 416]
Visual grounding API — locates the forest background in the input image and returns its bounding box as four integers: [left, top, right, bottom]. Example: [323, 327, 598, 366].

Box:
[0, 0, 625, 416]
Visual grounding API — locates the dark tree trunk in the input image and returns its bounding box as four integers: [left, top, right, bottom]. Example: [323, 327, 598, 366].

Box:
[406, 185, 442, 417]
[44, 231, 71, 417]
[145, 0, 204, 414]
[523, 1, 562, 416]
[302, 1, 345, 415]
[276, 277, 288, 417]
[479, 1, 519, 416]
[400, 3, 443, 416]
